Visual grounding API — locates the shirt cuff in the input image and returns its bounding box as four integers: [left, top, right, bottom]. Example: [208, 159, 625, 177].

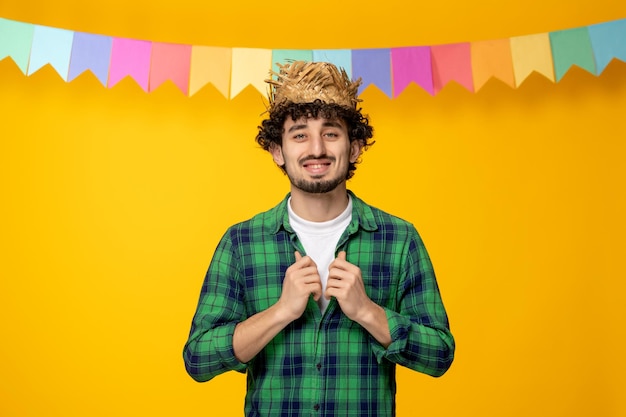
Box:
[213, 322, 248, 373]
[370, 307, 409, 364]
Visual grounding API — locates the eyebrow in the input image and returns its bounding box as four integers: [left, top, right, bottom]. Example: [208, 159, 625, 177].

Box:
[286, 120, 344, 133]
[322, 120, 344, 129]
[287, 124, 308, 133]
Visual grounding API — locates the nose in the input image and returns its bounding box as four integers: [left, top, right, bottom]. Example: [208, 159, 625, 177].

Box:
[309, 134, 326, 156]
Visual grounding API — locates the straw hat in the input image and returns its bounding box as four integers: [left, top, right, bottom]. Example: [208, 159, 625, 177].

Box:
[266, 61, 362, 110]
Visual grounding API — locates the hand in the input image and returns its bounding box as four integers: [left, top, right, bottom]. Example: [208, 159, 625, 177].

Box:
[326, 251, 374, 322]
[276, 251, 322, 321]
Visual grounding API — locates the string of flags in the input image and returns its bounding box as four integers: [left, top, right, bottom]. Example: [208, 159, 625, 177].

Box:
[1, 16, 626, 98]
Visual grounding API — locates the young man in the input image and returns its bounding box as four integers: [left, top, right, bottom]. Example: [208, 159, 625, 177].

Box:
[183, 61, 455, 417]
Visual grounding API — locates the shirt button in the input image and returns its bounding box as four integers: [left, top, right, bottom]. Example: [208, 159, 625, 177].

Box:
[316, 363, 321, 371]
[313, 404, 320, 411]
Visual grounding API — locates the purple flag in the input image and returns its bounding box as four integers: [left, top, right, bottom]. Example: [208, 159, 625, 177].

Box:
[68, 32, 113, 85]
[352, 49, 392, 97]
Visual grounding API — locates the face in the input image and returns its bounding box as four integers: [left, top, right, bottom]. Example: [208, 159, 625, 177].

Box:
[271, 116, 362, 194]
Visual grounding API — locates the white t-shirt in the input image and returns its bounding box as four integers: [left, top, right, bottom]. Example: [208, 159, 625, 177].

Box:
[288, 196, 353, 313]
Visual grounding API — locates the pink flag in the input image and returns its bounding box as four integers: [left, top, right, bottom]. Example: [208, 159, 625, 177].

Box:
[391, 46, 433, 96]
[431, 43, 473, 93]
[108, 38, 152, 91]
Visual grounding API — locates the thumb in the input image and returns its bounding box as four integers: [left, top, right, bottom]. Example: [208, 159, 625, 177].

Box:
[337, 251, 347, 261]
[294, 251, 302, 261]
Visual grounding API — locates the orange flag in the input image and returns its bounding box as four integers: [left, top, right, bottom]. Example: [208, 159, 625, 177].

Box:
[189, 46, 232, 97]
[471, 39, 515, 91]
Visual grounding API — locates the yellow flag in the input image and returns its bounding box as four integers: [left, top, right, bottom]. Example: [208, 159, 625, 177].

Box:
[510, 33, 555, 86]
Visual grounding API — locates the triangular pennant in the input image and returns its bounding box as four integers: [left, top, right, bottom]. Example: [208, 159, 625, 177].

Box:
[431, 43, 473, 93]
[352, 48, 392, 97]
[68, 32, 112, 86]
[391, 46, 433, 96]
[108, 38, 152, 91]
[150, 42, 192, 94]
[549, 27, 596, 81]
[230, 48, 272, 99]
[189, 46, 232, 97]
[28, 25, 74, 80]
[510, 33, 555, 86]
[470, 39, 515, 91]
[588, 18, 626, 74]
[0, 18, 34, 74]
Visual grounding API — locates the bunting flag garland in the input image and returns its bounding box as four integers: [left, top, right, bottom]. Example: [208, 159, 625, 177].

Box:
[1, 16, 626, 98]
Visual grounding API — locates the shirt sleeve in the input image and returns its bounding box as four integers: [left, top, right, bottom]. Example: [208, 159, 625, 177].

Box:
[370, 229, 455, 377]
[182, 229, 248, 382]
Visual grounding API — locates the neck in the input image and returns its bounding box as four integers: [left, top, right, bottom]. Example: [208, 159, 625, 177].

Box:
[289, 184, 350, 222]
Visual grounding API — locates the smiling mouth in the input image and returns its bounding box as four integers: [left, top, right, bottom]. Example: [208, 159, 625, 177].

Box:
[304, 162, 331, 169]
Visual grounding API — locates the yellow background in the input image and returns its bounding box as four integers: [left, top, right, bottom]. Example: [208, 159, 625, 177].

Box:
[1, 1, 626, 416]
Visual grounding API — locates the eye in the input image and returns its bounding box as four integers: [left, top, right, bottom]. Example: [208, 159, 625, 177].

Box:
[323, 131, 340, 139]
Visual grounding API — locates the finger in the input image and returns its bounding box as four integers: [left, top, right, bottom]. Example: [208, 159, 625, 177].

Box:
[330, 251, 348, 270]
[325, 287, 339, 300]
[327, 268, 341, 281]
[309, 284, 322, 301]
[295, 251, 302, 261]
[327, 272, 346, 287]
[328, 263, 350, 279]
[300, 267, 322, 280]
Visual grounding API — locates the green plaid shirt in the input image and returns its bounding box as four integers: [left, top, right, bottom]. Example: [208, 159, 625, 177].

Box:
[183, 191, 454, 417]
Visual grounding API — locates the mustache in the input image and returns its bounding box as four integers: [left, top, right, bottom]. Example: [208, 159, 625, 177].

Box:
[299, 154, 336, 165]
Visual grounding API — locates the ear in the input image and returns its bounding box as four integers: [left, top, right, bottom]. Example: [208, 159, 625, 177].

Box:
[269, 143, 284, 166]
[349, 140, 363, 163]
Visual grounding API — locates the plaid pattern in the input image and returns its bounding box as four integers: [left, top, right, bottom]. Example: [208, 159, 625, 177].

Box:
[183, 191, 455, 417]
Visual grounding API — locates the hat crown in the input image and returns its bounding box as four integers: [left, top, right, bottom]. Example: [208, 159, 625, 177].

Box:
[267, 61, 361, 109]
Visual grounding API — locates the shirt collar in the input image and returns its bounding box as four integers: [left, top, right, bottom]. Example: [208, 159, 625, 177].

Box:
[268, 190, 378, 235]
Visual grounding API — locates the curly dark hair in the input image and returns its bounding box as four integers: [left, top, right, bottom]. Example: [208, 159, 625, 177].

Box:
[255, 100, 375, 179]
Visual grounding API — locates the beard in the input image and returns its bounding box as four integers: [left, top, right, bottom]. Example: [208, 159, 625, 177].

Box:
[284, 155, 348, 194]
[289, 175, 345, 194]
